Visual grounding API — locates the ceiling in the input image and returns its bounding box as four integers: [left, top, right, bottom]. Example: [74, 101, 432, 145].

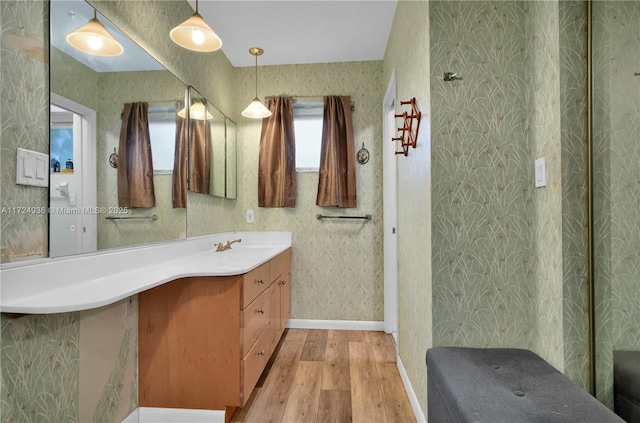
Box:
[194, 1, 398, 67]
[51, 0, 397, 71]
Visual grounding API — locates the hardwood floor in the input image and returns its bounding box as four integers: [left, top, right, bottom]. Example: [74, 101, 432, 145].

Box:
[231, 329, 416, 423]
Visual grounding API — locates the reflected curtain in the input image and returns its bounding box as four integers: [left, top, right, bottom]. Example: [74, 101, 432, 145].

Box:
[316, 96, 356, 208]
[118, 102, 155, 208]
[258, 97, 296, 207]
[188, 118, 211, 194]
[172, 107, 187, 208]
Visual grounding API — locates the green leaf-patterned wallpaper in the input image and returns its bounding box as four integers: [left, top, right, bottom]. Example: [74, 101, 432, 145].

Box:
[593, 0, 640, 408]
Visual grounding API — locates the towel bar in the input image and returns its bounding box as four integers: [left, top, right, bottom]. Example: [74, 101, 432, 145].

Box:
[316, 214, 372, 221]
[105, 215, 158, 221]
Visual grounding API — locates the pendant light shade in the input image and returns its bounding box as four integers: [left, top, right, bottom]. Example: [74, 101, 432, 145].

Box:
[242, 47, 272, 119]
[170, 0, 222, 52]
[178, 101, 213, 120]
[242, 98, 272, 119]
[66, 9, 123, 57]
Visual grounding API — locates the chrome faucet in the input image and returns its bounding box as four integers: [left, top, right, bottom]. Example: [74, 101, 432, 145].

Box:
[214, 238, 242, 252]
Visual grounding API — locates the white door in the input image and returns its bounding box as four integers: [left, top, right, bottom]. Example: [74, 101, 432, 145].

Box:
[383, 70, 399, 345]
[50, 93, 97, 256]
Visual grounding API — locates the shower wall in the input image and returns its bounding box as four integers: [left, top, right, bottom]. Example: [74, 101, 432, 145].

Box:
[593, 0, 640, 408]
[430, 0, 589, 386]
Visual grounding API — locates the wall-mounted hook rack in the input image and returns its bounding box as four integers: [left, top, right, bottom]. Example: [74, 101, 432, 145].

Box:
[392, 98, 421, 156]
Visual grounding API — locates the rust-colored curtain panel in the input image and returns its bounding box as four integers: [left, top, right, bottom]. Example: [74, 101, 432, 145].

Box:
[316, 96, 356, 208]
[118, 102, 155, 208]
[188, 118, 211, 194]
[258, 97, 296, 207]
[172, 112, 187, 208]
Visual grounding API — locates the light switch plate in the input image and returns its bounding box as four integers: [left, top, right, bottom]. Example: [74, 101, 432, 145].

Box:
[246, 209, 255, 224]
[16, 148, 48, 187]
[535, 157, 547, 188]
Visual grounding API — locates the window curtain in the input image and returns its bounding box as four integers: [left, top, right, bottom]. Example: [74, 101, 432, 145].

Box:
[118, 102, 155, 208]
[172, 107, 187, 208]
[316, 95, 356, 208]
[258, 97, 296, 207]
[188, 118, 211, 195]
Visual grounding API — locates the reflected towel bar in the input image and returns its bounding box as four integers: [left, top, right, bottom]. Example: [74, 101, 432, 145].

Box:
[105, 215, 158, 221]
[316, 214, 372, 221]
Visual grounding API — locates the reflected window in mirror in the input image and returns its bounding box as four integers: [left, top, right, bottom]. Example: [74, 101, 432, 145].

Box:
[148, 103, 179, 174]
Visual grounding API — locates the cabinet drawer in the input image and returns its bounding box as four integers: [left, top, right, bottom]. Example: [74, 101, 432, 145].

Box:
[270, 248, 291, 282]
[242, 262, 270, 307]
[241, 288, 270, 356]
[241, 326, 271, 406]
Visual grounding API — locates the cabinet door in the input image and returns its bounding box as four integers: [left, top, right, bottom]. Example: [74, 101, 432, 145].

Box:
[279, 272, 291, 339]
[269, 282, 281, 352]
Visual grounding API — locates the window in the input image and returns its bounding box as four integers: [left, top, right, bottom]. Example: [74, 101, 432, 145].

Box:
[294, 102, 323, 172]
[148, 106, 177, 174]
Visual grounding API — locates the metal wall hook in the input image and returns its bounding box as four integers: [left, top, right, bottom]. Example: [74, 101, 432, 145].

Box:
[444, 72, 463, 82]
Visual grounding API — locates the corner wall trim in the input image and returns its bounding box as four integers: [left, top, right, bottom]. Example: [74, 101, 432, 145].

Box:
[287, 319, 384, 331]
[397, 355, 427, 423]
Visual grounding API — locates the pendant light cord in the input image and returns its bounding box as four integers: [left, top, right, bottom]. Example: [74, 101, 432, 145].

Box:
[255, 53, 259, 99]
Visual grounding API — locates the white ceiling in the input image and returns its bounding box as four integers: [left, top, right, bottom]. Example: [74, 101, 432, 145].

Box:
[50, 0, 397, 71]
[194, 0, 398, 67]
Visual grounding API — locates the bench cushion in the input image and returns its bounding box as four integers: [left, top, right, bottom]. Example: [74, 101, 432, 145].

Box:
[426, 347, 624, 423]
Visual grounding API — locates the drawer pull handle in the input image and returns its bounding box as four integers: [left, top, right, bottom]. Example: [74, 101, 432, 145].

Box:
[280, 280, 286, 285]
[257, 279, 264, 284]
[258, 350, 265, 356]
[257, 309, 265, 314]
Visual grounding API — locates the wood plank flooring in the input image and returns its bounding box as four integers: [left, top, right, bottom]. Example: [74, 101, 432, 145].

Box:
[231, 329, 416, 423]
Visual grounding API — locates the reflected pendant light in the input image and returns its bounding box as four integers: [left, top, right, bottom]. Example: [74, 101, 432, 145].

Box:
[66, 9, 123, 57]
[170, 0, 222, 53]
[242, 47, 272, 119]
[177, 101, 213, 120]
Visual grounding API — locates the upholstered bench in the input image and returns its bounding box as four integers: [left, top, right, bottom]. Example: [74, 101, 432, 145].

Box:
[614, 350, 640, 422]
[426, 347, 624, 422]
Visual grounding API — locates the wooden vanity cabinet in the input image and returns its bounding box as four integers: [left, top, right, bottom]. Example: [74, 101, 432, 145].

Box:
[138, 248, 291, 411]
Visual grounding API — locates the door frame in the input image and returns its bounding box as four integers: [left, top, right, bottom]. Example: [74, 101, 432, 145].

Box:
[383, 70, 399, 344]
[50, 92, 97, 254]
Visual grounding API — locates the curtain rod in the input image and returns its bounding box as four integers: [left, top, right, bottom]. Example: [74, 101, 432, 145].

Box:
[265, 95, 355, 111]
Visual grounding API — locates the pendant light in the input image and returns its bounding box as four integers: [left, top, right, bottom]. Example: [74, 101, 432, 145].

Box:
[66, 9, 123, 57]
[177, 101, 213, 120]
[170, 0, 222, 53]
[242, 48, 272, 119]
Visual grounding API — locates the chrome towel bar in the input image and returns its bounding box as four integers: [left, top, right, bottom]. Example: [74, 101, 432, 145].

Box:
[105, 215, 158, 221]
[316, 214, 372, 221]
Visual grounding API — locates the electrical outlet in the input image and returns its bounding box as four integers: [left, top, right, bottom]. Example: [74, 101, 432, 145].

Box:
[246, 209, 255, 224]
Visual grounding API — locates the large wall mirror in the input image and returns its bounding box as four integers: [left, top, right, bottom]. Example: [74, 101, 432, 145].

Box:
[592, 1, 640, 411]
[185, 86, 237, 200]
[49, 0, 188, 257]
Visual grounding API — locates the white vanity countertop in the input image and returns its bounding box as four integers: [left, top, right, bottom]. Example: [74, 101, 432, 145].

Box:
[0, 231, 291, 314]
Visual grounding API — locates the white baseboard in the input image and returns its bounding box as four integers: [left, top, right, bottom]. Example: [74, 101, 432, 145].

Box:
[397, 355, 427, 423]
[287, 319, 384, 331]
[131, 407, 225, 423]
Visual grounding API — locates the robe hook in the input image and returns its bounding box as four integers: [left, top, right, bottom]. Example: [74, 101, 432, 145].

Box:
[444, 72, 463, 82]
